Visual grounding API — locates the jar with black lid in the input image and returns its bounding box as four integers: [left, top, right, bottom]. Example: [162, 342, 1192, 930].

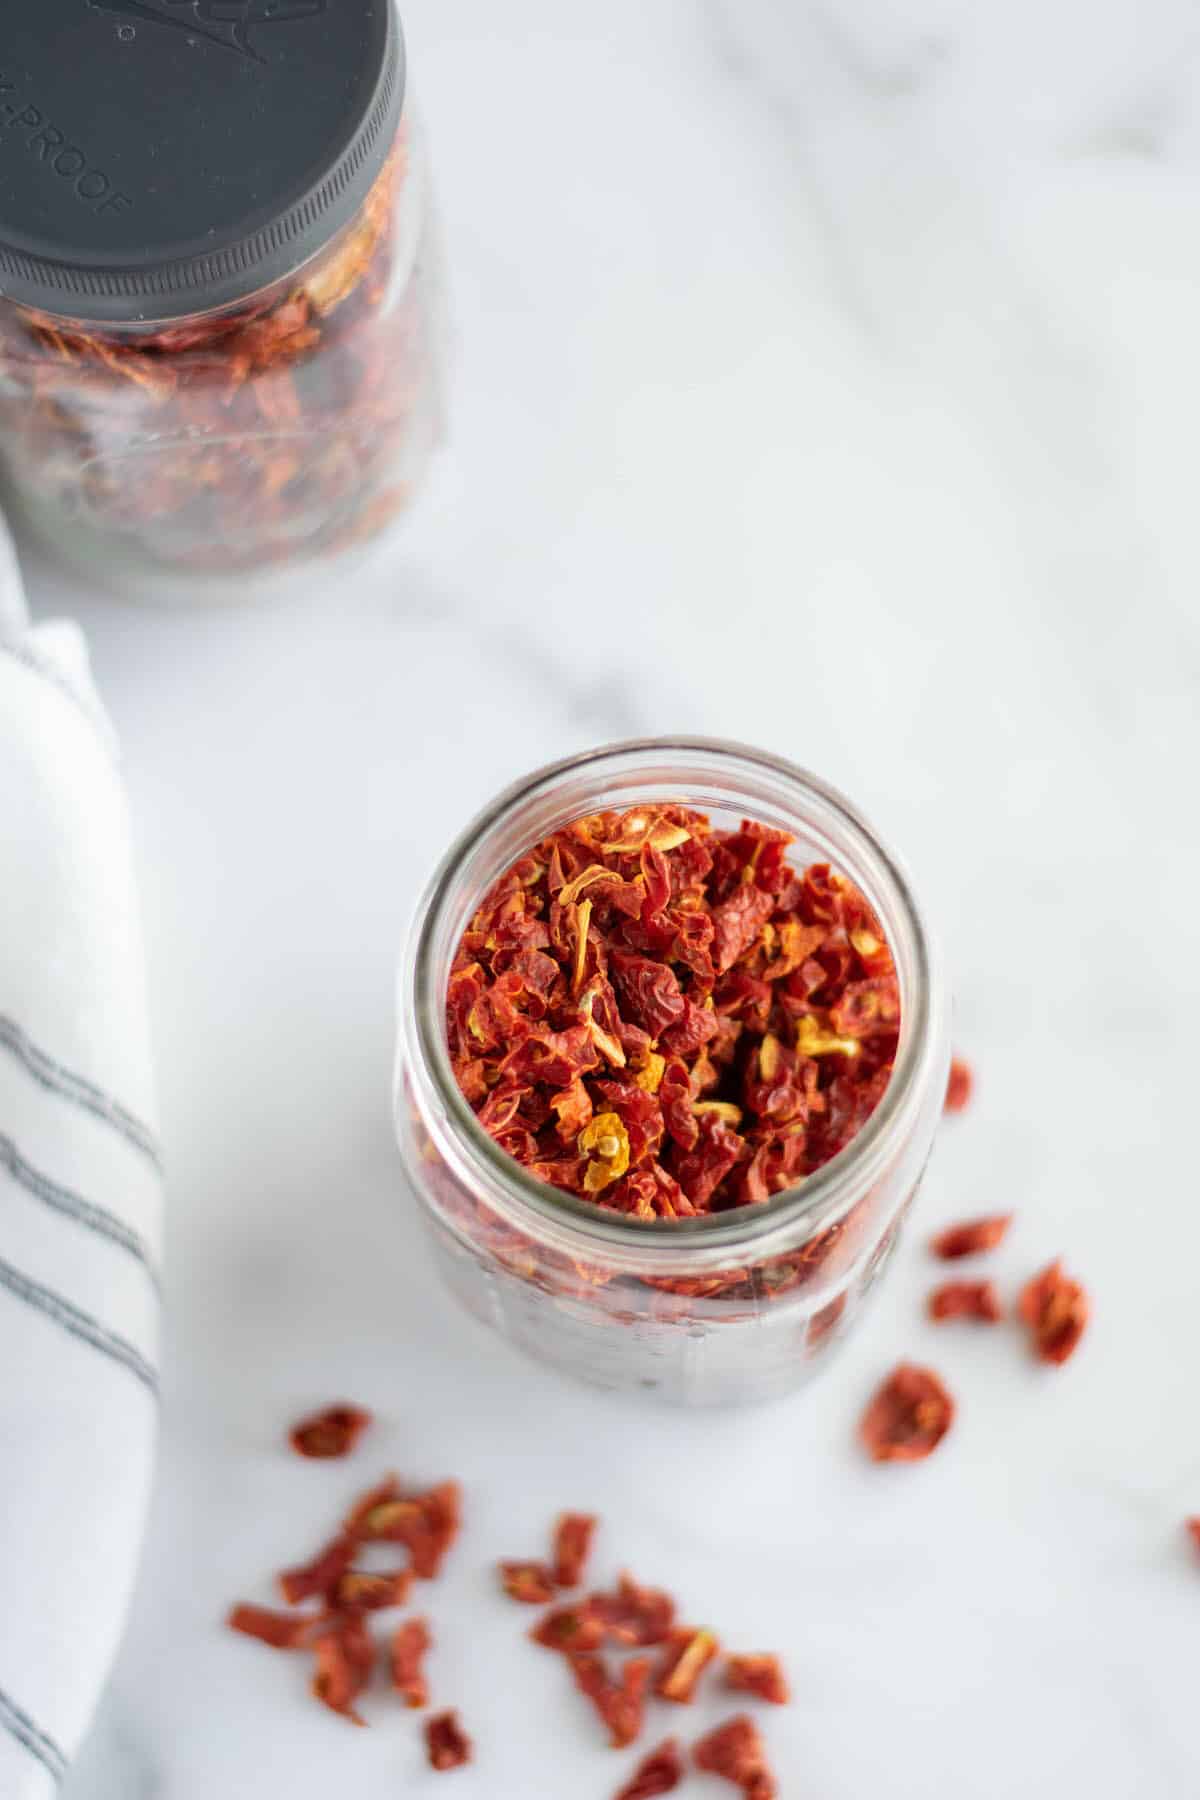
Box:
[0, 0, 443, 592]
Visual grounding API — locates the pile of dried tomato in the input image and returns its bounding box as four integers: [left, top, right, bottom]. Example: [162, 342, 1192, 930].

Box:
[860, 1065, 1095, 1462]
[227, 1405, 468, 1767]
[448, 807, 899, 1220]
[0, 141, 428, 572]
[501, 1514, 788, 1798]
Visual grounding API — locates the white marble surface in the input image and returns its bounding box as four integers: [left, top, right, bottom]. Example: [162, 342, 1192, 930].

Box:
[24, 0, 1200, 1793]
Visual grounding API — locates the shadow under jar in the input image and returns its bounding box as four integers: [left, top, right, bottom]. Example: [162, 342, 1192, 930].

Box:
[396, 740, 950, 1408]
[0, 1, 442, 595]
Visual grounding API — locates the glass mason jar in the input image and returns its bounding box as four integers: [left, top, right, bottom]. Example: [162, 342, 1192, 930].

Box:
[0, 1, 442, 594]
[396, 739, 950, 1408]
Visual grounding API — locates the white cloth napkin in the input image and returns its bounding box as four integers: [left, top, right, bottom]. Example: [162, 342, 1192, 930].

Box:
[0, 526, 161, 1796]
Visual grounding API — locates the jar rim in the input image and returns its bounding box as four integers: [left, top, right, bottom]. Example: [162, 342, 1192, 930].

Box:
[400, 736, 947, 1270]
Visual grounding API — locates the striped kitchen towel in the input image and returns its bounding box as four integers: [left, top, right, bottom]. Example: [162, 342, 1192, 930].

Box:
[0, 522, 162, 1797]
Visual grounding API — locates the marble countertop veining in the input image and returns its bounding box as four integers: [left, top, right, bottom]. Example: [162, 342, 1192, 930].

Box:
[29, 1, 1199, 1794]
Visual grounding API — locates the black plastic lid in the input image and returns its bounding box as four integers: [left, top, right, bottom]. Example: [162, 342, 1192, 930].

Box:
[0, 0, 404, 324]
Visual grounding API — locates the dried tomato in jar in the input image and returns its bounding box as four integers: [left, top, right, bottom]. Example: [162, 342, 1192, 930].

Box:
[0, 1, 443, 593]
[397, 741, 951, 1407]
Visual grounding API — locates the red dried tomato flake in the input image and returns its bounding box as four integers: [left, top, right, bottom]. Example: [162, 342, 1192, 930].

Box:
[930, 1214, 1012, 1259]
[227, 1603, 318, 1651]
[860, 1363, 955, 1463]
[499, 1560, 558, 1605]
[614, 1737, 686, 1799]
[355, 1478, 462, 1578]
[288, 1403, 372, 1460]
[655, 1627, 719, 1703]
[927, 1279, 1003, 1324]
[724, 1654, 790, 1705]
[448, 813, 899, 1240]
[553, 1511, 598, 1588]
[530, 1601, 607, 1654]
[1017, 1261, 1089, 1365]
[311, 1614, 375, 1726]
[425, 1709, 472, 1771]
[570, 1652, 652, 1748]
[1185, 1518, 1200, 1556]
[333, 1568, 413, 1613]
[390, 1617, 432, 1709]
[277, 1532, 358, 1607]
[590, 1573, 676, 1647]
[943, 1057, 974, 1114]
[693, 1714, 777, 1798]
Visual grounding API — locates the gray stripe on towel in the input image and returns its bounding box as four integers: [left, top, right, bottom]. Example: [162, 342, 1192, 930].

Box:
[0, 1254, 158, 1394]
[0, 1016, 161, 1171]
[0, 1132, 160, 1294]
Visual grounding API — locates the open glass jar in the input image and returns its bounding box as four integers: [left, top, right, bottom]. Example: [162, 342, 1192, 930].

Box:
[396, 740, 949, 1407]
[0, 0, 441, 593]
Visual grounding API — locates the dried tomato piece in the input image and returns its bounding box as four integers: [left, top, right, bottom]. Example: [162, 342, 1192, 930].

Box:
[927, 1279, 1003, 1324]
[553, 1512, 598, 1588]
[311, 1615, 374, 1726]
[356, 1478, 462, 1578]
[500, 1560, 557, 1605]
[531, 1601, 606, 1654]
[930, 1214, 1012, 1260]
[343, 1474, 402, 1535]
[570, 1652, 651, 1748]
[655, 1627, 719, 1702]
[333, 1568, 413, 1613]
[1185, 1518, 1200, 1556]
[725, 1654, 790, 1705]
[614, 1738, 685, 1799]
[859, 1364, 955, 1463]
[590, 1572, 676, 1646]
[390, 1617, 432, 1709]
[944, 1057, 974, 1113]
[227, 1603, 317, 1651]
[425, 1710, 472, 1771]
[288, 1403, 372, 1460]
[278, 1532, 357, 1607]
[1017, 1261, 1089, 1365]
[693, 1714, 776, 1797]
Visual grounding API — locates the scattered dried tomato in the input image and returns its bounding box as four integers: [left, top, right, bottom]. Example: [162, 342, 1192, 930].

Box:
[553, 1512, 598, 1588]
[425, 1710, 472, 1771]
[693, 1714, 777, 1798]
[390, 1618, 432, 1709]
[655, 1627, 719, 1702]
[355, 1478, 462, 1578]
[927, 1280, 1003, 1324]
[590, 1573, 676, 1646]
[570, 1652, 652, 1748]
[333, 1569, 413, 1613]
[944, 1057, 974, 1113]
[277, 1533, 358, 1607]
[614, 1738, 685, 1799]
[859, 1364, 955, 1463]
[1017, 1261, 1089, 1365]
[311, 1615, 374, 1726]
[930, 1214, 1012, 1260]
[530, 1601, 607, 1654]
[448, 811, 899, 1260]
[288, 1403, 372, 1460]
[227, 1604, 318, 1651]
[724, 1655, 790, 1706]
[500, 1561, 558, 1605]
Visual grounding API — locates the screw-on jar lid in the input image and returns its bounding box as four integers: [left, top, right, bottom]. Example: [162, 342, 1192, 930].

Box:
[0, 1, 405, 324]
